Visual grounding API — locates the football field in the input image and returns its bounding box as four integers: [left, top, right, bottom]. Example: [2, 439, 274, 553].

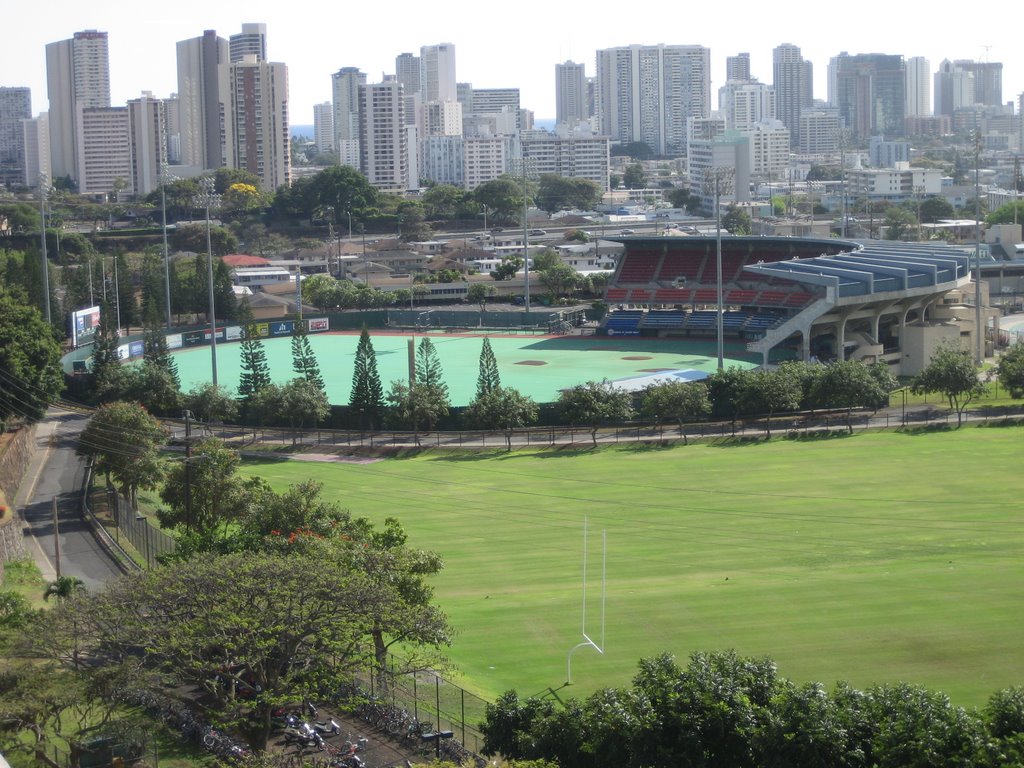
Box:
[238, 425, 1024, 708]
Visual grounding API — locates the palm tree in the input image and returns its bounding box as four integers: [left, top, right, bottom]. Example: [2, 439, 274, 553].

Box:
[43, 576, 85, 602]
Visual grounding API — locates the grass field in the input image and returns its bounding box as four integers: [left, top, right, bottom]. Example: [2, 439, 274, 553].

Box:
[238, 425, 1024, 709]
[171, 332, 759, 407]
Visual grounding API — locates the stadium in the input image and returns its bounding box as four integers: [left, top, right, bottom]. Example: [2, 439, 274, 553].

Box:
[601, 236, 994, 376]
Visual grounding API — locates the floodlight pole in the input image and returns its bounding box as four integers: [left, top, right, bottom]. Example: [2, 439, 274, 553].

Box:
[160, 163, 173, 328]
[195, 177, 221, 386]
[973, 128, 983, 365]
[39, 176, 51, 324]
[715, 174, 725, 371]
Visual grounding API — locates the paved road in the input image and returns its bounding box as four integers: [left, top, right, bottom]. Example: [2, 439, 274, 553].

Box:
[14, 408, 124, 589]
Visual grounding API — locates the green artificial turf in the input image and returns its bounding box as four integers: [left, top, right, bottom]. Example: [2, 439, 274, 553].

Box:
[238, 425, 1024, 708]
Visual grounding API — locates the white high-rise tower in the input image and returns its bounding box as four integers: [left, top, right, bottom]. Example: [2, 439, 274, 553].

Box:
[419, 43, 456, 103]
[555, 61, 587, 129]
[905, 56, 931, 117]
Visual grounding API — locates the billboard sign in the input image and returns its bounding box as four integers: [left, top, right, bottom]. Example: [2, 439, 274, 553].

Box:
[70, 305, 101, 348]
[166, 334, 183, 350]
[308, 317, 329, 332]
[128, 341, 145, 358]
[269, 321, 294, 337]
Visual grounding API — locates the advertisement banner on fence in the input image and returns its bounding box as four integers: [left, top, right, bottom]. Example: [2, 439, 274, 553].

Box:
[129, 341, 145, 358]
[269, 321, 294, 337]
[183, 330, 205, 346]
[117, 343, 131, 360]
[203, 328, 226, 342]
[226, 325, 242, 341]
[255, 323, 269, 338]
[166, 333, 183, 349]
[308, 317, 329, 333]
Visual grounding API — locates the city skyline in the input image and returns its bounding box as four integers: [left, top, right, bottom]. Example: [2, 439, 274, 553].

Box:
[3, 0, 1022, 127]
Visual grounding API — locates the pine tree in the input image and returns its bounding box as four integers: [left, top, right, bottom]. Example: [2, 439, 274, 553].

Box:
[476, 336, 501, 399]
[416, 337, 448, 397]
[113, 250, 138, 329]
[89, 299, 122, 389]
[291, 322, 325, 394]
[142, 304, 179, 388]
[236, 302, 271, 401]
[350, 327, 384, 429]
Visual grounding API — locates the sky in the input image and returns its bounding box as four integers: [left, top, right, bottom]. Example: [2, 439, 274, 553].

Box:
[3, 0, 1022, 127]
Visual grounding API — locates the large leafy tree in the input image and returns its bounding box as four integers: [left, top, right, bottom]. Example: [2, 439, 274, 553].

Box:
[158, 437, 248, 540]
[467, 282, 495, 312]
[97, 361, 181, 416]
[810, 360, 890, 431]
[640, 380, 711, 443]
[464, 386, 538, 449]
[539, 260, 580, 302]
[305, 165, 380, 227]
[476, 336, 501, 399]
[473, 176, 529, 224]
[535, 174, 600, 213]
[77, 401, 165, 507]
[738, 367, 802, 438]
[385, 380, 450, 444]
[996, 342, 1024, 398]
[557, 380, 634, 446]
[912, 343, 984, 426]
[350, 328, 384, 430]
[280, 378, 330, 439]
[0, 289, 63, 422]
[183, 382, 238, 425]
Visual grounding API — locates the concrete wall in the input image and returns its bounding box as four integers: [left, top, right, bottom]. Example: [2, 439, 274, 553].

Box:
[0, 425, 35, 566]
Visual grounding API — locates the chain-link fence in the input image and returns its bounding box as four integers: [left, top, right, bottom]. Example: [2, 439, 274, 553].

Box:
[106, 488, 176, 568]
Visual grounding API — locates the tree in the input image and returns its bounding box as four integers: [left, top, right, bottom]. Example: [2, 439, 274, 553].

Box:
[158, 437, 248, 541]
[539, 261, 579, 302]
[42, 576, 85, 603]
[467, 282, 495, 311]
[142, 314, 179, 388]
[280, 378, 330, 441]
[536, 174, 600, 213]
[421, 184, 467, 220]
[350, 328, 385, 430]
[997, 342, 1024, 398]
[666, 187, 693, 210]
[920, 196, 955, 223]
[986, 201, 1024, 226]
[722, 205, 752, 235]
[305, 165, 380, 228]
[473, 176, 528, 223]
[476, 337, 501, 398]
[491, 256, 523, 281]
[882, 207, 916, 241]
[237, 303, 271, 403]
[415, 337, 447, 395]
[557, 380, 634, 446]
[290, 323, 326, 394]
[810, 360, 890, 432]
[623, 164, 646, 190]
[738, 368, 802, 438]
[183, 382, 239, 424]
[170, 223, 238, 257]
[912, 343, 984, 426]
[397, 200, 432, 242]
[385, 381, 450, 444]
[464, 386, 538, 449]
[706, 366, 750, 423]
[97, 361, 181, 416]
[0, 289, 63, 422]
[77, 401, 165, 507]
[640, 381, 711, 443]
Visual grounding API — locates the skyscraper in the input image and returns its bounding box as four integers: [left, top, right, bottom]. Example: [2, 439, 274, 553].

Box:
[726, 53, 752, 83]
[176, 30, 233, 169]
[228, 55, 290, 191]
[395, 53, 421, 96]
[555, 60, 587, 129]
[230, 23, 267, 63]
[359, 77, 408, 191]
[46, 29, 110, 182]
[313, 102, 334, 155]
[21, 113, 50, 187]
[127, 92, 168, 196]
[934, 59, 975, 117]
[718, 82, 775, 131]
[595, 44, 710, 156]
[830, 53, 906, 139]
[0, 87, 31, 188]
[904, 56, 931, 118]
[772, 43, 813, 148]
[953, 60, 1002, 107]
[332, 67, 366, 168]
[75, 106, 130, 196]
[419, 43, 456, 103]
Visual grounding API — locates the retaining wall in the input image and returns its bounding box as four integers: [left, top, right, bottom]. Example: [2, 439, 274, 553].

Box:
[0, 425, 35, 567]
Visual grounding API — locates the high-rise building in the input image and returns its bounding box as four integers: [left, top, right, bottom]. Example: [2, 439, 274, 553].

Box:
[904, 56, 931, 118]
[313, 102, 334, 155]
[46, 30, 110, 182]
[359, 77, 408, 192]
[519, 130, 610, 191]
[830, 52, 906, 139]
[726, 53, 752, 83]
[719, 82, 775, 131]
[933, 59, 975, 117]
[75, 107, 130, 196]
[127, 93, 167, 196]
[688, 131, 751, 210]
[228, 55, 290, 191]
[466, 88, 521, 131]
[424, 100, 462, 136]
[419, 134, 464, 187]
[332, 67, 366, 168]
[420, 43, 456, 103]
[463, 136, 506, 189]
[21, 113, 50, 187]
[176, 30, 233, 169]
[395, 53, 420, 95]
[0, 87, 31, 188]
[772, 43, 813, 148]
[556, 60, 587, 129]
[595, 44, 710, 156]
[798, 109, 841, 153]
[230, 23, 267, 63]
[744, 119, 789, 178]
[954, 60, 1002, 107]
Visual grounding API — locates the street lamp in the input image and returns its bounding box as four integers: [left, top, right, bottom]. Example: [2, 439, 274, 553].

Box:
[193, 177, 222, 386]
[702, 166, 735, 370]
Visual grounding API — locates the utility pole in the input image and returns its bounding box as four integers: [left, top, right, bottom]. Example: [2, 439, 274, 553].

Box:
[39, 176, 51, 323]
[52, 497, 61, 579]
